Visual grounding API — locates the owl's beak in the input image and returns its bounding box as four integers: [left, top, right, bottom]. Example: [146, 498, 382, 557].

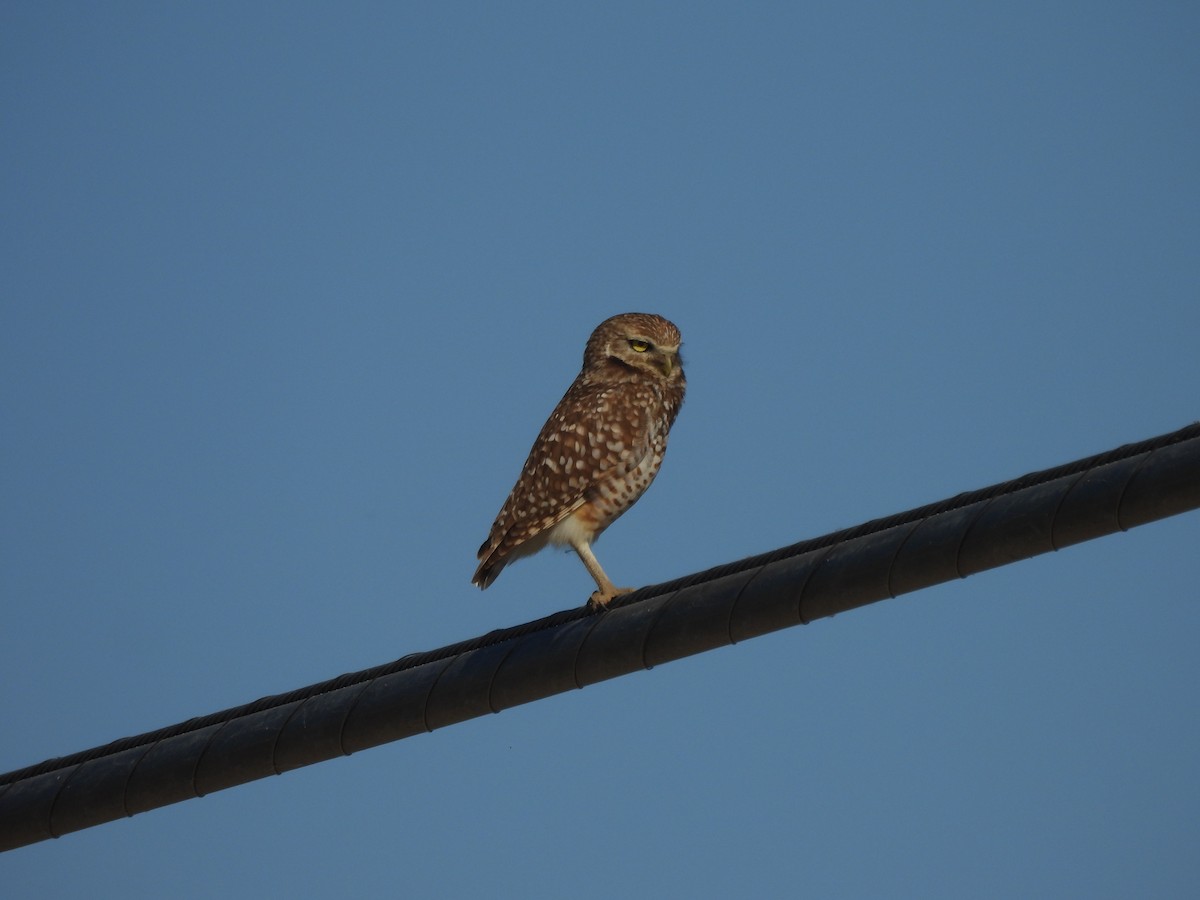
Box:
[661, 351, 679, 376]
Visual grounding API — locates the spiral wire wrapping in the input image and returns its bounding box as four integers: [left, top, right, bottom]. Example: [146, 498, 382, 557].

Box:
[1, 421, 1197, 851]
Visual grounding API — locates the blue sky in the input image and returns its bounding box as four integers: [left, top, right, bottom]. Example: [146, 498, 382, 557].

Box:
[2, 3, 1198, 897]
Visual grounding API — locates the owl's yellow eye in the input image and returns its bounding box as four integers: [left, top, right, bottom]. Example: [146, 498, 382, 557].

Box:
[629, 339, 650, 352]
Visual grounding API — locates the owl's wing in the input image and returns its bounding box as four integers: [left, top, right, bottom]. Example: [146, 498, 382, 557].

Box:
[473, 380, 654, 584]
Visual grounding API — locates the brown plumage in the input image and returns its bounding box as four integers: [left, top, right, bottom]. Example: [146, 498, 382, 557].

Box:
[473, 313, 686, 607]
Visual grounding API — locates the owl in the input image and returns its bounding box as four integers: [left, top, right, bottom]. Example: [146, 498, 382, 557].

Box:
[473, 313, 686, 608]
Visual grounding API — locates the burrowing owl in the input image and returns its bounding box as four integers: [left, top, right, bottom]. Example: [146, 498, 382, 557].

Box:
[473, 313, 686, 608]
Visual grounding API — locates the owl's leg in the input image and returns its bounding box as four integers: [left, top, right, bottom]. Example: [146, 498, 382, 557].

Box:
[570, 540, 633, 609]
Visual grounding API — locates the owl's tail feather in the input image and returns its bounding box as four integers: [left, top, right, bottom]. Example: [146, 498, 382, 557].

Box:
[472, 547, 505, 590]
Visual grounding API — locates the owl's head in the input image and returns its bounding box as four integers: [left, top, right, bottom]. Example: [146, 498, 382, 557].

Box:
[583, 313, 684, 383]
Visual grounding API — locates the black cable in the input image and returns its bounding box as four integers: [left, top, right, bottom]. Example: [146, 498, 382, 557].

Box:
[1, 421, 1197, 852]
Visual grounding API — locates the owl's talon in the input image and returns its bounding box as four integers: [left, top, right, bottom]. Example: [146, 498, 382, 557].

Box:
[587, 587, 634, 610]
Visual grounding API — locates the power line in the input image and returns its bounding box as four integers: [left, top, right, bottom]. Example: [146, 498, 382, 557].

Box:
[1, 422, 1197, 852]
